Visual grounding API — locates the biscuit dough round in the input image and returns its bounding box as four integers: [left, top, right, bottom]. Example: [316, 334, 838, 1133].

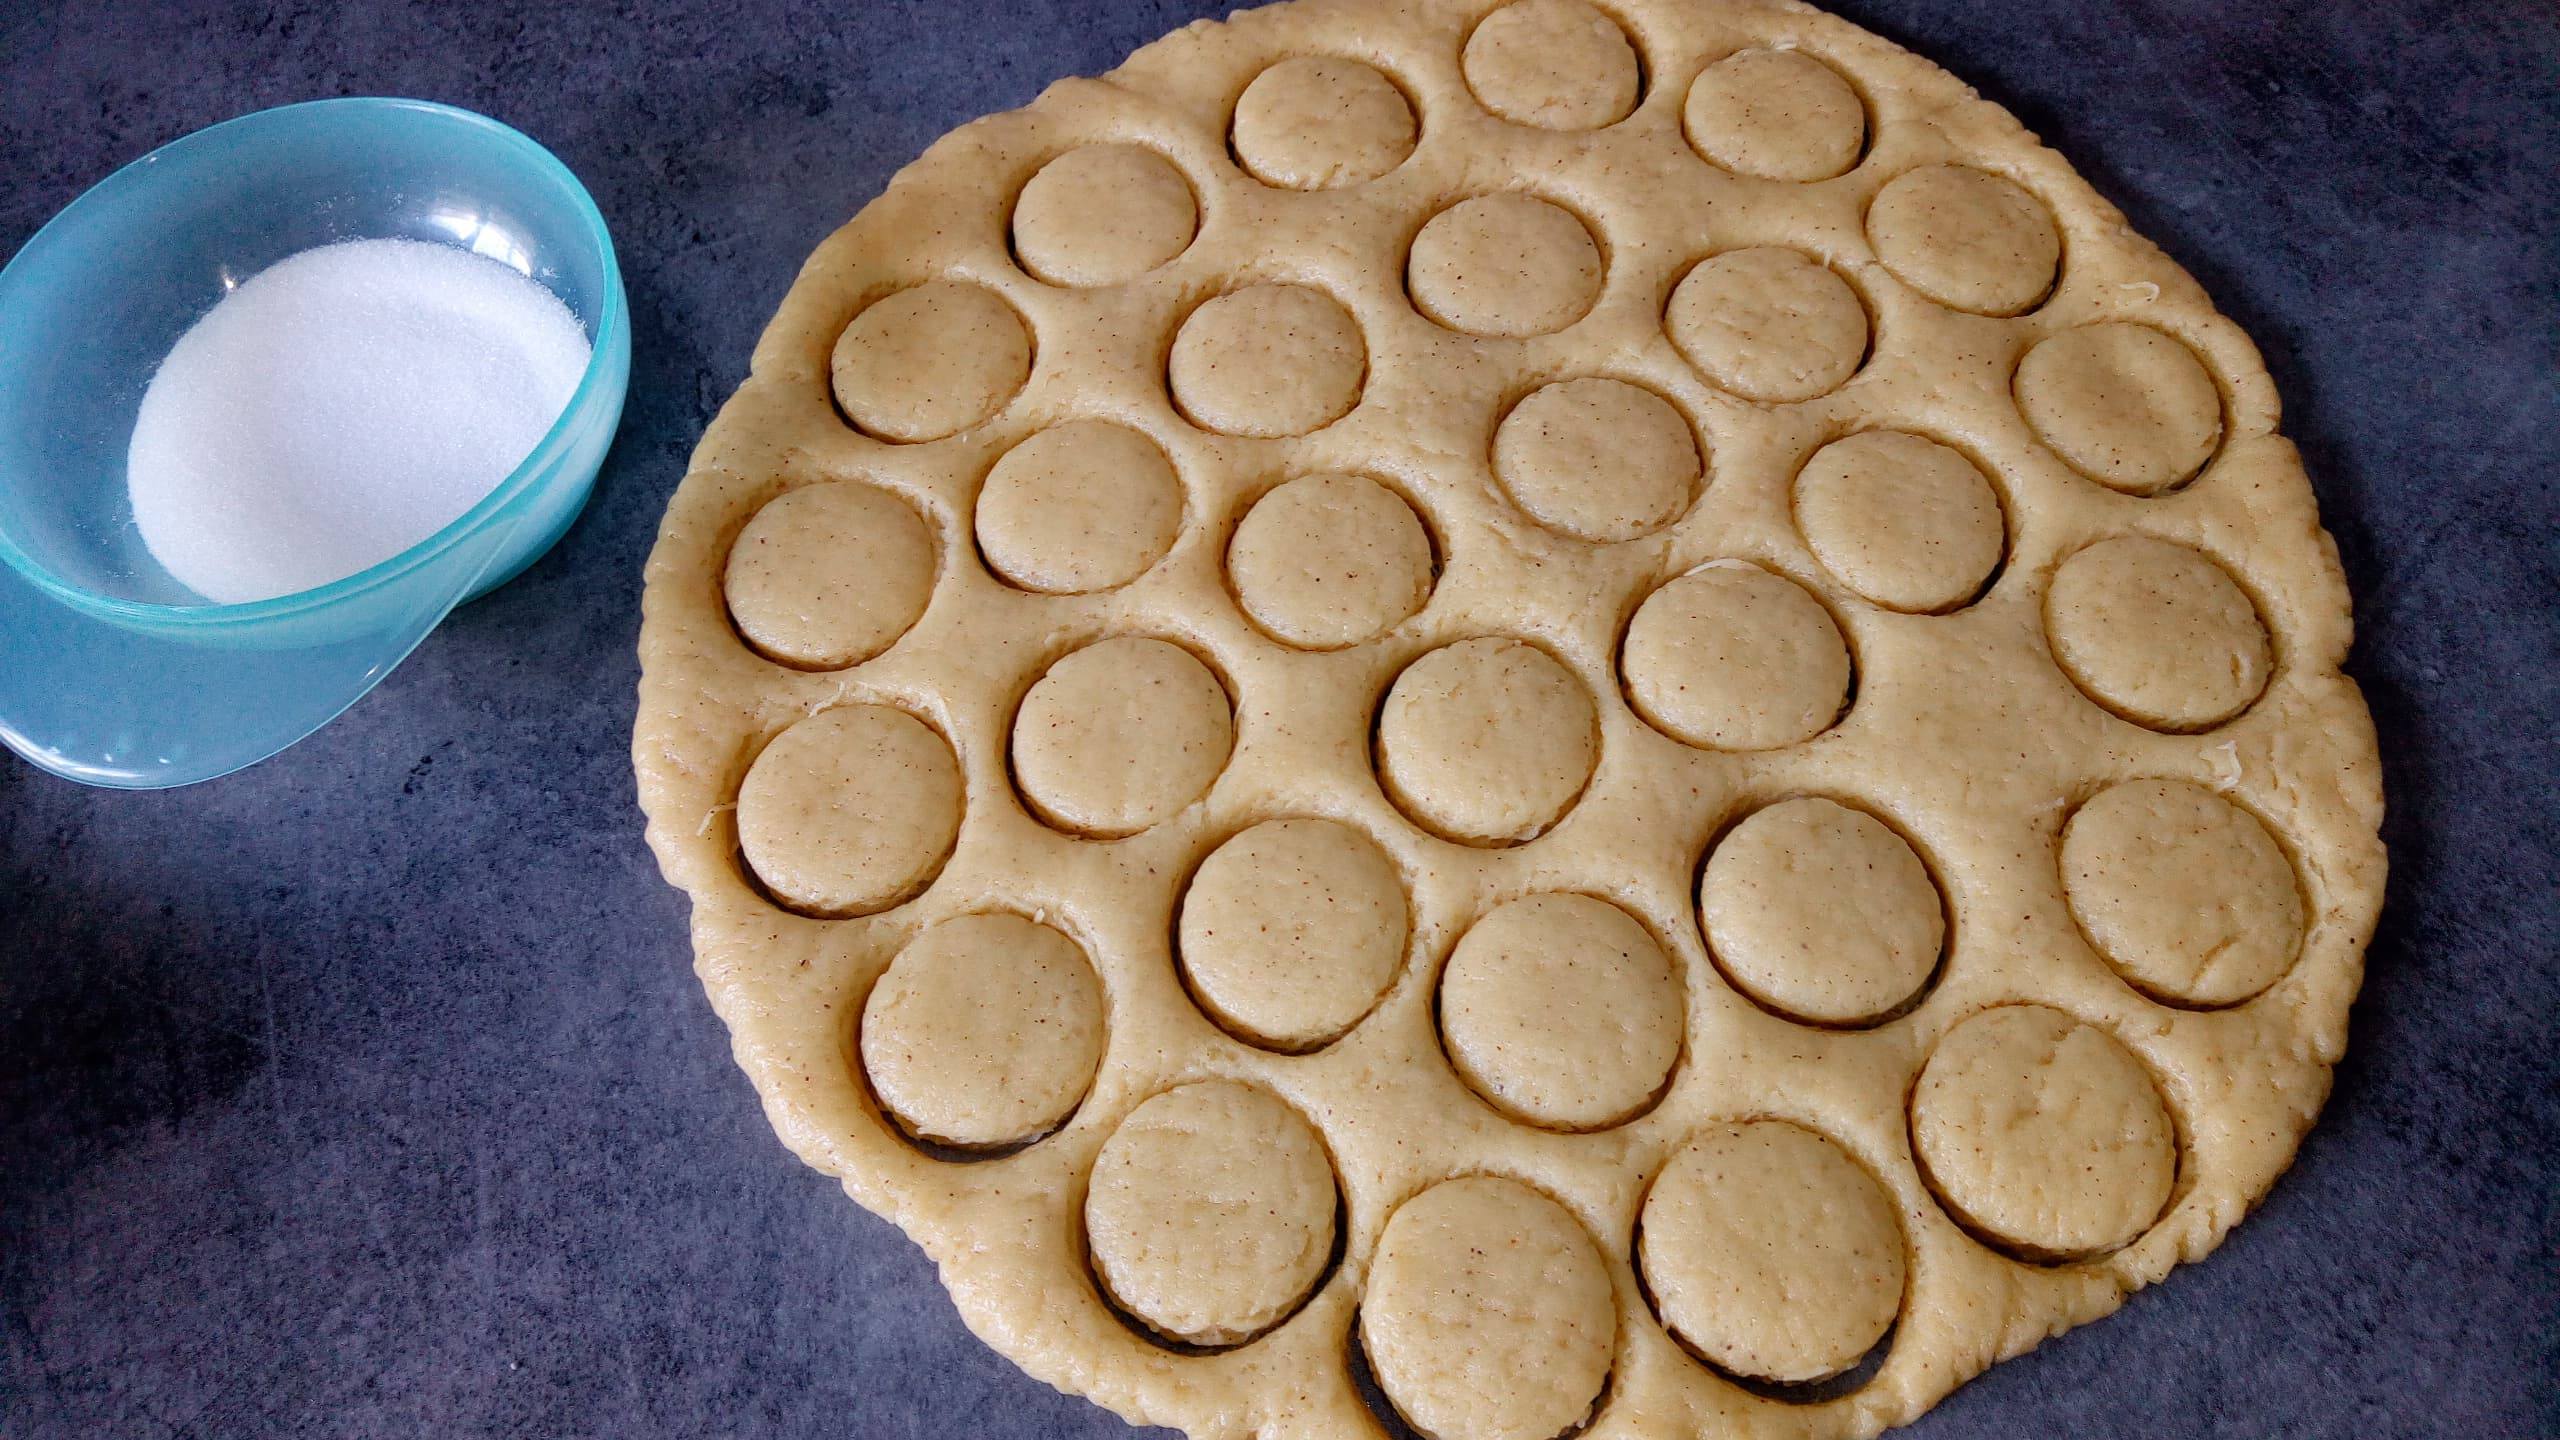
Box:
[859, 913, 1104, 1149]
[637, 3, 2385, 1436]
[1011, 144, 1198, 287]
[1701, 797, 1942, 1025]
[1407, 193, 1604, 338]
[1866, 164, 2061, 316]
[1439, 892, 1683, 1130]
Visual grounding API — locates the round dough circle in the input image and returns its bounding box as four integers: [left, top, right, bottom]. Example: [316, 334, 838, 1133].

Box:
[1701, 797, 1943, 1026]
[1684, 48, 1866, 181]
[1011, 637, 1234, 837]
[1439, 893, 1683, 1130]
[1407, 193, 1604, 338]
[1492, 378, 1702, 543]
[1376, 638, 1598, 845]
[1178, 818, 1409, 1050]
[737, 705, 962, 917]
[859, 913, 1104, 1149]
[2045, 537, 2271, 731]
[724, 481, 936, 669]
[1168, 284, 1367, 437]
[2016, 323, 2224, 493]
[1641, 1121, 1905, 1384]
[1794, 431, 2005, 613]
[1667, 248, 1870, 403]
[1361, 1176, 1615, 1440]
[1012, 144, 1198, 286]
[1084, 1080, 1339, 1345]
[1231, 56, 1417, 189]
[1227, 473, 1434, 649]
[1911, 1005, 2178, 1261]
[1622, 565, 1852, 751]
[1866, 164, 2060, 316]
[2063, 780, 2304, 1006]
[831, 280, 1031, 442]
[975, 421, 1184, 594]
[1462, 0, 1641, 131]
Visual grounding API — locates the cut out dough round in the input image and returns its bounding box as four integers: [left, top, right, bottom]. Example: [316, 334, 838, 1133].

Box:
[1362, 1176, 1615, 1440]
[2063, 779, 2304, 1006]
[1407, 193, 1603, 338]
[859, 912, 1104, 1149]
[1641, 1121, 1905, 1384]
[724, 481, 936, 669]
[637, 3, 2385, 1437]
[976, 421, 1184, 593]
[2046, 536, 2271, 731]
[1084, 1080, 1338, 1345]
[1439, 892, 1683, 1130]
[1702, 797, 1942, 1025]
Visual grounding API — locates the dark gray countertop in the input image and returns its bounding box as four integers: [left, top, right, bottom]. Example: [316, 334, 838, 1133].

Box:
[4, 1, 2554, 1436]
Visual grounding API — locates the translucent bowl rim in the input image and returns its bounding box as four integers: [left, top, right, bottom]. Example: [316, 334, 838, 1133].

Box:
[0, 95, 629, 629]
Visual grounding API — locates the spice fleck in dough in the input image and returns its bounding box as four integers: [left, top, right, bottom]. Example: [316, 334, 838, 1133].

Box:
[636, 2, 2384, 1436]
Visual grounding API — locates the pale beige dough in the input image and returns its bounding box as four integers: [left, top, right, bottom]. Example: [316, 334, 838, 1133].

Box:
[1168, 284, 1366, 437]
[1492, 378, 1701, 542]
[1439, 892, 1683, 1130]
[2063, 779, 2304, 1007]
[2016, 322, 2224, 493]
[1866, 164, 2060, 316]
[1684, 47, 1867, 181]
[975, 421, 1184, 593]
[1462, 0, 1640, 131]
[1230, 56, 1417, 189]
[1701, 797, 1942, 1025]
[1177, 817, 1408, 1050]
[1376, 637, 1597, 844]
[1793, 430, 2005, 612]
[1011, 637, 1232, 837]
[2046, 536, 2271, 731]
[1640, 1121, 1905, 1384]
[830, 280, 1030, 442]
[1622, 563, 1851, 750]
[1084, 1080, 1339, 1345]
[1407, 193, 1604, 338]
[1227, 473, 1434, 648]
[723, 481, 935, 669]
[859, 912, 1104, 1148]
[637, 2, 2386, 1436]
[1666, 247, 1870, 403]
[1361, 1175, 1615, 1440]
[736, 704, 961, 917]
[1011, 144, 1198, 287]
[1911, 1005, 2178, 1261]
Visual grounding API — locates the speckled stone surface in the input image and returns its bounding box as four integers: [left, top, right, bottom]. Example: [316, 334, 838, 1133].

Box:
[1, 2, 2552, 1436]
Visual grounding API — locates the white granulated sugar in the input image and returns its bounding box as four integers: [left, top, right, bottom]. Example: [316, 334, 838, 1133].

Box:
[126, 237, 592, 604]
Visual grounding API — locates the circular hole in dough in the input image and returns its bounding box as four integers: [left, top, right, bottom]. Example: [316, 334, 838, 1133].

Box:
[1639, 1120, 1905, 1385]
[1178, 818, 1409, 1052]
[1666, 248, 1869, 403]
[831, 280, 1032, 442]
[1227, 474, 1434, 650]
[1438, 893, 1682, 1130]
[724, 481, 936, 669]
[1361, 1175, 1615, 1440]
[1376, 637, 1598, 846]
[1406, 193, 1604, 338]
[1462, 0, 1643, 132]
[859, 912, 1104, 1150]
[1700, 797, 1943, 1026]
[2015, 323, 2224, 494]
[736, 704, 962, 918]
[1793, 431, 2005, 613]
[1011, 144, 1198, 287]
[2044, 536, 2271, 732]
[975, 421, 1184, 594]
[1866, 164, 2060, 316]
[2062, 779, 2304, 1007]
[1168, 283, 1368, 437]
[1910, 1004, 2178, 1262]
[1230, 56, 1418, 190]
[1621, 564, 1851, 751]
[1683, 47, 1866, 182]
[1492, 377, 1702, 543]
[1011, 636, 1234, 838]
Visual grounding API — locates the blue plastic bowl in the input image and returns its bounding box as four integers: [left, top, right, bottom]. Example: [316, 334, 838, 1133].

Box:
[0, 97, 628, 788]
